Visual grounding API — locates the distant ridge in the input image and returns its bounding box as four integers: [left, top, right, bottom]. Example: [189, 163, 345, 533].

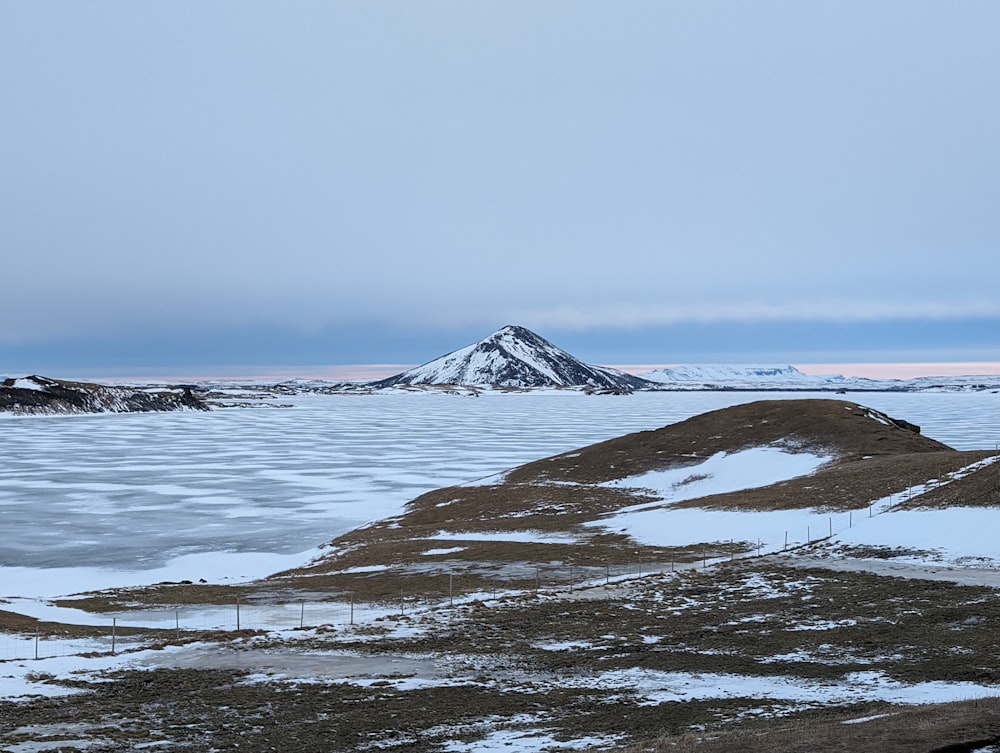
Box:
[0, 375, 210, 414]
[636, 364, 1000, 392]
[641, 364, 818, 382]
[637, 364, 854, 389]
[373, 325, 651, 390]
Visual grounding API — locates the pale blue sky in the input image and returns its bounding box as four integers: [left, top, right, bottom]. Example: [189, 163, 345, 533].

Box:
[2, 2, 998, 376]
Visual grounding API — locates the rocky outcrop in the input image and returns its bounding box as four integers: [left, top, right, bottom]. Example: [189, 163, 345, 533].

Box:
[0, 375, 210, 415]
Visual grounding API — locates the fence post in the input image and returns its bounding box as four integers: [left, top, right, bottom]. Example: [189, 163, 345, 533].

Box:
[111, 618, 117, 656]
[300, 601, 305, 629]
[35, 627, 39, 660]
[606, 562, 610, 585]
[829, 517, 832, 537]
[784, 531, 788, 550]
[350, 592, 354, 626]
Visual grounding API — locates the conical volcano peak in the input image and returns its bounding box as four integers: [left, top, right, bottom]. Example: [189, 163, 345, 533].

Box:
[490, 324, 544, 340]
[374, 326, 650, 390]
[478, 325, 555, 351]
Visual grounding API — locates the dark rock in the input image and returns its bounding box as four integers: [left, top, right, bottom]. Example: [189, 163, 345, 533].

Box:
[0, 375, 211, 415]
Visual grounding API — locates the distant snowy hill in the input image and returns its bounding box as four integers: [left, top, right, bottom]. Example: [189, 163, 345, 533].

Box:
[638, 364, 853, 390]
[637, 364, 1000, 392]
[374, 325, 651, 390]
[641, 364, 822, 383]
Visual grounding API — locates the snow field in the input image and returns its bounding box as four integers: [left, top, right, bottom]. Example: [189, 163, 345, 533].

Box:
[3, 391, 999, 726]
[588, 452, 1000, 569]
[0, 391, 993, 600]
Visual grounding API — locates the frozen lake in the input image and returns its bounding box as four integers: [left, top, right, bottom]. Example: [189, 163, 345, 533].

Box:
[1, 391, 997, 594]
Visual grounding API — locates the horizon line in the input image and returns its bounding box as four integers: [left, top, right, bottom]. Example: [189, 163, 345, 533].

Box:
[32, 361, 1000, 383]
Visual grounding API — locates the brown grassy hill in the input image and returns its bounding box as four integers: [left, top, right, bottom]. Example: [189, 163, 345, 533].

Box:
[504, 399, 952, 485]
[268, 399, 994, 602]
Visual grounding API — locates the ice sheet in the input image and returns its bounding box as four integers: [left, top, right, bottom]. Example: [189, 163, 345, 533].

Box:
[0, 391, 995, 601]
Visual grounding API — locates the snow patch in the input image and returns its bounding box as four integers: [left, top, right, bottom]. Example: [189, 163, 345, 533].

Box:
[11, 377, 50, 392]
[602, 447, 832, 504]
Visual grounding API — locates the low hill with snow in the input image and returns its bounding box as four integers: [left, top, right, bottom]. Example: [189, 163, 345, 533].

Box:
[373, 325, 651, 390]
[281, 398, 999, 593]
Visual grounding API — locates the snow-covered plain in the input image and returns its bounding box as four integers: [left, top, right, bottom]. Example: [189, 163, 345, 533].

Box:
[6, 393, 1000, 700]
[3, 390, 1000, 745]
[1, 390, 997, 602]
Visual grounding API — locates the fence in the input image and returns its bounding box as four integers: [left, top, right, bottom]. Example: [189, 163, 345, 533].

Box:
[0, 472, 973, 664]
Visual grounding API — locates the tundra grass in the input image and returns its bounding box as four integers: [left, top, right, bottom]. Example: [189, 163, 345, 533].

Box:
[8, 562, 1000, 751]
[629, 697, 1000, 753]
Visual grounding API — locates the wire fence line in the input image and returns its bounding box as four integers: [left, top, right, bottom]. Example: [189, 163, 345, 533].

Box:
[0, 560, 706, 663]
[0, 562, 656, 662]
[0, 547, 841, 664]
[0, 488, 927, 664]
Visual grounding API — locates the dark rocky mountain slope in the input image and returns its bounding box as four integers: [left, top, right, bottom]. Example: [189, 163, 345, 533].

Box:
[0, 375, 210, 414]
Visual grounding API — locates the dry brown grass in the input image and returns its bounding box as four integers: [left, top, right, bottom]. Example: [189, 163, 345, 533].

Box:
[899, 455, 1000, 510]
[10, 559, 1000, 752]
[669, 450, 996, 512]
[631, 697, 1000, 753]
[505, 399, 953, 486]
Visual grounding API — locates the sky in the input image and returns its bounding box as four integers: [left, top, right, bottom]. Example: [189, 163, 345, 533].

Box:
[2, 2, 999, 379]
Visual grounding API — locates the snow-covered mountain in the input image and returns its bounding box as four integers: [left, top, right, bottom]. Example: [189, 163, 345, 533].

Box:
[373, 325, 651, 390]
